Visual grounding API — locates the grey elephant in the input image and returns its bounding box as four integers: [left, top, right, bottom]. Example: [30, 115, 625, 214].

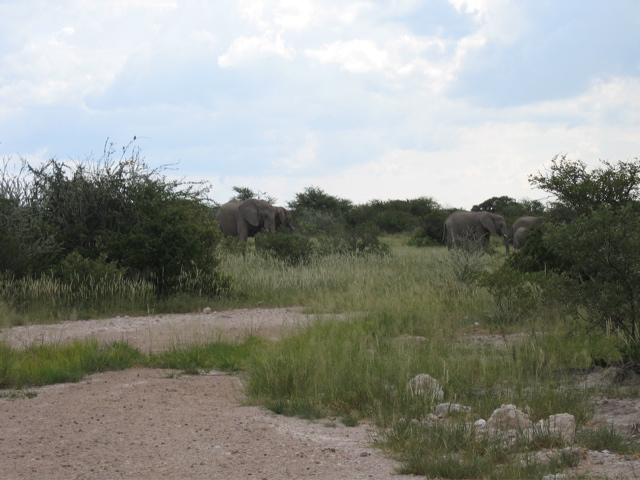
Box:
[275, 206, 295, 233]
[444, 211, 510, 253]
[215, 198, 279, 242]
[511, 216, 546, 250]
[512, 216, 546, 235]
[513, 227, 528, 250]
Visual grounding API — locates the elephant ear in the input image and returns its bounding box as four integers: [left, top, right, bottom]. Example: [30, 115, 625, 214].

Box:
[239, 202, 261, 227]
[480, 214, 498, 234]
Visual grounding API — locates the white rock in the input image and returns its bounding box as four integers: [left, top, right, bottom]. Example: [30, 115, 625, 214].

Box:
[203, 307, 212, 314]
[434, 403, 472, 418]
[536, 413, 576, 444]
[407, 374, 444, 401]
[486, 404, 533, 430]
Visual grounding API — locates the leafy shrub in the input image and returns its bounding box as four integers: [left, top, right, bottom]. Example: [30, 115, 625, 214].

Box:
[293, 208, 345, 237]
[476, 263, 544, 325]
[547, 206, 640, 336]
[340, 224, 390, 256]
[53, 251, 126, 288]
[408, 210, 450, 247]
[290, 209, 389, 257]
[288, 186, 353, 217]
[1, 144, 228, 297]
[218, 236, 250, 256]
[255, 233, 314, 266]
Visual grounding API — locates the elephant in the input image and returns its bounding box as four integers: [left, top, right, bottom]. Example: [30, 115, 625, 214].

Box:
[512, 216, 546, 235]
[444, 211, 510, 253]
[511, 216, 546, 249]
[275, 206, 295, 233]
[513, 227, 528, 250]
[215, 198, 279, 242]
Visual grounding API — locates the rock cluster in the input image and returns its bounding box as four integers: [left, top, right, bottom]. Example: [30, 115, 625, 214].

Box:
[405, 374, 576, 445]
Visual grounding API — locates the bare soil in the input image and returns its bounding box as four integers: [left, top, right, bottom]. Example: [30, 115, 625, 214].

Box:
[2, 308, 640, 479]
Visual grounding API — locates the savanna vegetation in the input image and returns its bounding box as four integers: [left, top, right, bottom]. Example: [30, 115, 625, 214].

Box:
[2, 146, 640, 478]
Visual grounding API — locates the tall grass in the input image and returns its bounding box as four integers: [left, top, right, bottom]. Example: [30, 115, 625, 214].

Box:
[220, 244, 492, 323]
[245, 311, 596, 422]
[0, 273, 156, 326]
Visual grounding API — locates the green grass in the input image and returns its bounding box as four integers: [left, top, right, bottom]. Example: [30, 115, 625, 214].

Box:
[0, 336, 267, 388]
[1, 239, 636, 479]
[219, 244, 494, 319]
[146, 336, 267, 374]
[0, 339, 143, 389]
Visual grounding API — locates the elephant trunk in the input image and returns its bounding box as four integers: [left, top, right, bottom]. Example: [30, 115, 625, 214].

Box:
[502, 234, 510, 253]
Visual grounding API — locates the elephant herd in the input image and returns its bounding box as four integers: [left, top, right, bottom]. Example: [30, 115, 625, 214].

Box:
[215, 198, 544, 252]
[444, 211, 546, 253]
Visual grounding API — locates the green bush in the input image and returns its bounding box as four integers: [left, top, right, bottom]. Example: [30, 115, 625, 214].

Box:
[53, 251, 126, 287]
[1, 145, 228, 297]
[546, 207, 640, 341]
[340, 223, 390, 256]
[288, 186, 353, 217]
[291, 208, 345, 237]
[255, 233, 314, 266]
[476, 263, 544, 326]
[408, 210, 450, 247]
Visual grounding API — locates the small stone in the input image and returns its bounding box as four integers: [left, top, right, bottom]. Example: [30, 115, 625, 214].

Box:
[434, 403, 472, 418]
[203, 307, 212, 314]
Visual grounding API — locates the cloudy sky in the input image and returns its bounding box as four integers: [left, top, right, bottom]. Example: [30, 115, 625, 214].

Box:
[1, 0, 639, 209]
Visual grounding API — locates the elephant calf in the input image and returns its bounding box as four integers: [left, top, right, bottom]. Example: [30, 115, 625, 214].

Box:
[513, 227, 528, 250]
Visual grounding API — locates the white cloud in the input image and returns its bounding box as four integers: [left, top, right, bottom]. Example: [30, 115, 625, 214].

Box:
[238, 0, 315, 30]
[218, 30, 295, 67]
[275, 140, 318, 170]
[306, 39, 387, 74]
[520, 76, 640, 125]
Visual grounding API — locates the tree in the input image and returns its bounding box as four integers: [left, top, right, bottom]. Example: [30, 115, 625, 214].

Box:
[472, 196, 546, 221]
[529, 155, 640, 217]
[471, 196, 518, 215]
[230, 186, 277, 204]
[511, 156, 640, 357]
[287, 187, 353, 217]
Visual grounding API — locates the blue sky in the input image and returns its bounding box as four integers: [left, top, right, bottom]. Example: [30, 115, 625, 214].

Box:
[1, 0, 639, 209]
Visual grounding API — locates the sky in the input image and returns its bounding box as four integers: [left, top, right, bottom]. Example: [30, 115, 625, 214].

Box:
[1, 0, 639, 210]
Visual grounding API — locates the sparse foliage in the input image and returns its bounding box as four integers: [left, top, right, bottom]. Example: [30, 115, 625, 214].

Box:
[529, 155, 640, 216]
[230, 186, 277, 204]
